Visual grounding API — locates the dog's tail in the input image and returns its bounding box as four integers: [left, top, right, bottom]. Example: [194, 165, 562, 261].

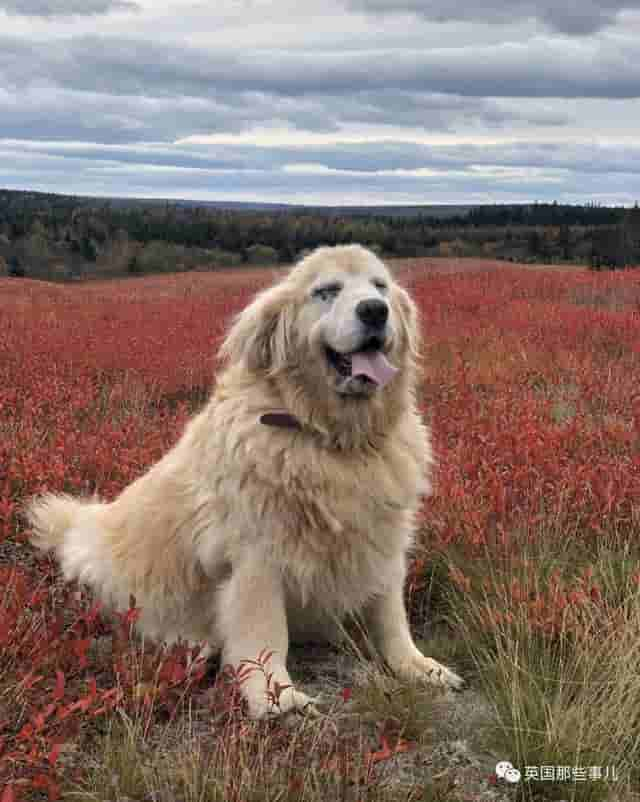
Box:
[23, 492, 111, 586]
[24, 492, 84, 552]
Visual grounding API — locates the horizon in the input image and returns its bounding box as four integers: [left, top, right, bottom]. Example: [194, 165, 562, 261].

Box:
[2, 186, 635, 211]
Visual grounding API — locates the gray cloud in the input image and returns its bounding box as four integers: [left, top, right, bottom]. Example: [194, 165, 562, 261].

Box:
[334, 90, 569, 129]
[2, 33, 639, 102]
[3, 142, 639, 206]
[0, 86, 345, 146]
[0, 0, 138, 16]
[0, 82, 566, 147]
[346, 0, 640, 35]
[7, 139, 640, 178]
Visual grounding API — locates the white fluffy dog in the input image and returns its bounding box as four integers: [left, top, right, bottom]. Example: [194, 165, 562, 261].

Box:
[25, 244, 462, 718]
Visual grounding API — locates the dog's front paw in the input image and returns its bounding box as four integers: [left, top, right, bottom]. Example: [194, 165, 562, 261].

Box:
[246, 685, 322, 719]
[390, 650, 464, 691]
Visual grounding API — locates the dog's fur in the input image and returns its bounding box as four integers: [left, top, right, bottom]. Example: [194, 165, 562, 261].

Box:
[25, 244, 462, 717]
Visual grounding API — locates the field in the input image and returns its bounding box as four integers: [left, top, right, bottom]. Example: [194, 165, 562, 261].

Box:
[1, 258, 640, 802]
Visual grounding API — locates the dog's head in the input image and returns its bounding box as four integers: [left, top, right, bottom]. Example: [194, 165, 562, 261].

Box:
[219, 245, 421, 442]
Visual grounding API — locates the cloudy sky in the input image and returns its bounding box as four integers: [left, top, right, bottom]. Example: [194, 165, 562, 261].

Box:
[2, 0, 640, 205]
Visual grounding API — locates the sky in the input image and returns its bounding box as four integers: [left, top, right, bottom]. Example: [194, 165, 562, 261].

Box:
[2, 0, 640, 206]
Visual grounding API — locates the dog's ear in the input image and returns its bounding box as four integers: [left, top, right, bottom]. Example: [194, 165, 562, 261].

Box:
[394, 284, 422, 364]
[219, 287, 294, 373]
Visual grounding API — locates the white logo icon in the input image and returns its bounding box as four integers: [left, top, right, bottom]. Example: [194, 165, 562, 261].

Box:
[495, 761, 521, 783]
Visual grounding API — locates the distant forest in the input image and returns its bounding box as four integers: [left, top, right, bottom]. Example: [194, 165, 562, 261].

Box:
[1, 188, 639, 281]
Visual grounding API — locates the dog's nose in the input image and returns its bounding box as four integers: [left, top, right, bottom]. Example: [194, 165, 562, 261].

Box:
[356, 298, 388, 330]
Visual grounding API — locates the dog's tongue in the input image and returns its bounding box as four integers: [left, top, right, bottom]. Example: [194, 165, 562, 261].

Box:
[351, 351, 398, 387]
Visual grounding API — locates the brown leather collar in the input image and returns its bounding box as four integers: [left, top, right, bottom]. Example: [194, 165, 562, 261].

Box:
[259, 409, 302, 430]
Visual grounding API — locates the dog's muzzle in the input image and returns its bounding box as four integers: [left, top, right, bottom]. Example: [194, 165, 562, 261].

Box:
[325, 333, 398, 395]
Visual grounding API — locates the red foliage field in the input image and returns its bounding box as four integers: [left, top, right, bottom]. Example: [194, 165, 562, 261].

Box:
[1, 259, 640, 798]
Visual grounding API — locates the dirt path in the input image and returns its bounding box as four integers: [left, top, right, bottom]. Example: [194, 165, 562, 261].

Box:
[288, 642, 516, 801]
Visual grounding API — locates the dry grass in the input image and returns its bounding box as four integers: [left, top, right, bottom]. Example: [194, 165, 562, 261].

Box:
[439, 519, 640, 802]
[64, 687, 461, 802]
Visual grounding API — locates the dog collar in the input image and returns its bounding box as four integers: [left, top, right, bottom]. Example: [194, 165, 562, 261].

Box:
[259, 409, 302, 430]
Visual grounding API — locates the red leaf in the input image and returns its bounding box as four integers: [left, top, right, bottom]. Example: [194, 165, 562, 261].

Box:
[31, 774, 60, 801]
[33, 703, 56, 732]
[170, 663, 186, 685]
[368, 735, 393, 765]
[86, 676, 97, 700]
[1, 785, 16, 802]
[0, 617, 10, 647]
[367, 735, 411, 766]
[48, 742, 63, 767]
[82, 600, 103, 625]
[17, 723, 34, 742]
[21, 671, 44, 690]
[100, 687, 123, 704]
[71, 638, 91, 668]
[53, 670, 65, 702]
[65, 696, 93, 715]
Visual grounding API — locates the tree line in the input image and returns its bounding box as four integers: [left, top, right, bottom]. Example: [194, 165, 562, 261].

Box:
[1, 189, 639, 280]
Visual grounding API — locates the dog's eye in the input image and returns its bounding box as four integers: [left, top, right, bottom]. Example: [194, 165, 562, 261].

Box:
[372, 280, 388, 292]
[312, 283, 342, 301]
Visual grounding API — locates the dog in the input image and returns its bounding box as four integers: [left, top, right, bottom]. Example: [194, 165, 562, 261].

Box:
[25, 244, 463, 718]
